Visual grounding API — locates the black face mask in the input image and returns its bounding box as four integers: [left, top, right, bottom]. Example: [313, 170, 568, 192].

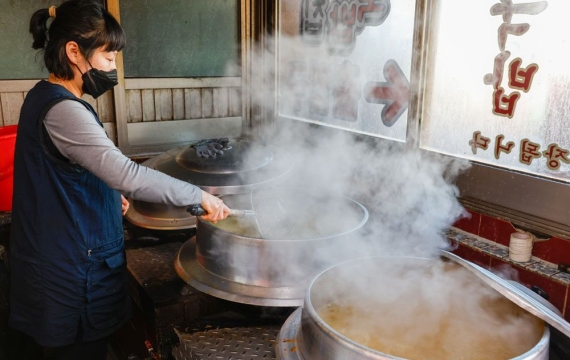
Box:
[81, 68, 118, 99]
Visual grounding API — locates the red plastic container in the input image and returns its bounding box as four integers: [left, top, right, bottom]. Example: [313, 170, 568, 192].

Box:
[0, 125, 17, 211]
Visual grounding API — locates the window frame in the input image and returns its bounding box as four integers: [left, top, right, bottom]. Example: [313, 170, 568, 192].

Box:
[272, 0, 570, 238]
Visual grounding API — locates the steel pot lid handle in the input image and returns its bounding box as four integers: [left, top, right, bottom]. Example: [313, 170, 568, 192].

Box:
[441, 250, 570, 339]
[187, 204, 253, 217]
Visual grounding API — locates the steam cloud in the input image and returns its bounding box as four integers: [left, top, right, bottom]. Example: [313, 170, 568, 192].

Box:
[210, 31, 477, 301]
[232, 33, 470, 261]
[201, 6, 544, 358]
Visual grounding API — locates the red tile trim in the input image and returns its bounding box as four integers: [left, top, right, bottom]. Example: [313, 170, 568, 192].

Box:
[452, 209, 481, 235]
[479, 214, 516, 246]
[452, 209, 570, 266]
[533, 237, 570, 266]
[447, 227, 569, 286]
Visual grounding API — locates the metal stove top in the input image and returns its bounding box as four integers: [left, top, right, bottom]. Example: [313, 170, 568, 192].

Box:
[173, 326, 280, 360]
[170, 309, 295, 360]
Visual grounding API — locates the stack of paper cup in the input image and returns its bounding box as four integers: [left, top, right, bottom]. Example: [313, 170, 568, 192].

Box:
[509, 232, 533, 262]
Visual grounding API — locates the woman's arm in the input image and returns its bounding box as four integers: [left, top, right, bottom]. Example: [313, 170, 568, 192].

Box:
[43, 100, 203, 206]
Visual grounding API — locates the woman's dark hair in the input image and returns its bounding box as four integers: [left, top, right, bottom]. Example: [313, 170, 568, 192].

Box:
[29, 0, 126, 80]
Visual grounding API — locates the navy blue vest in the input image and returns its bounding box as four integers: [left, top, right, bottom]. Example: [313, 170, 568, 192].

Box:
[9, 80, 130, 346]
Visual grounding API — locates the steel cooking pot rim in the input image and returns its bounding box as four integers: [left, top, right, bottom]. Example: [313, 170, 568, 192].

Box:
[286, 306, 550, 360]
[300, 254, 551, 360]
[196, 192, 369, 242]
[304, 254, 434, 298]
[301, 255, 434, 359]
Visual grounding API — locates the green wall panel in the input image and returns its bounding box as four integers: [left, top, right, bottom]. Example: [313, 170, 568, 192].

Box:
[120, 0, 240, 78]
[0, 0, 57, 80]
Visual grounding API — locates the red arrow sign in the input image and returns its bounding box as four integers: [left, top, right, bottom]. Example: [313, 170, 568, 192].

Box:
[364, 59, 410, 127]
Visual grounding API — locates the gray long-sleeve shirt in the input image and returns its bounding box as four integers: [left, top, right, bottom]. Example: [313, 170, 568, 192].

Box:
[44, 99, 202, 206]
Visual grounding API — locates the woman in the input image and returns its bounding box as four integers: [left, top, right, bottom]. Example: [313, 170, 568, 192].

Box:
[8, 1, 230, 359]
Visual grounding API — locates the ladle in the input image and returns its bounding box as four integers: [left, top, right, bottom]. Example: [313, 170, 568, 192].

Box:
[187, 198, 295, 239]
[187, 204, 254, 217]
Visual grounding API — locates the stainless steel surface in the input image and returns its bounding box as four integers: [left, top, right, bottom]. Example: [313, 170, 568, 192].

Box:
[442, 251, 570, 339]
[229, 209, 256, 217]
[125, 139, 293, 230]
[276, 255, 551, 360]
[173, 325, 280, 360]
[175, 238, 304, 307]
[188, 204, 255, 217]
[275, 307, 302, 360]
[171, 140, 272, 175]
[125, 200, 196, 230]
[507, 280, 562, 316]
[175, 188, 369, 306]
[149, 139, 292, 193]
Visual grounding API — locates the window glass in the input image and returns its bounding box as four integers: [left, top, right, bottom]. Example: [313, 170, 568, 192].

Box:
[420, 0, 570, 182]
[277, 0, 417, 142]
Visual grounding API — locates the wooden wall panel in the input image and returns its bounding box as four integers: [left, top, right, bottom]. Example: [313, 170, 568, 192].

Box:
[123, 85, 243, 124]
[156, 89, 173, 121]
[0, 78, 242, 148]
[229, 87, 241, 117]
[213, 88, 229, 118]
[126, 89, 143, 123]
[0, 92, 24, 126]
[201, 88, 213, 118]
[96, 92, 114, 123]
[0, 87, 117, 130]
[184, 89, 202, 119]
[141, 89, 155, 122]
[0, 82, 242, 123]
[0, 81, 42, 127]
[172, 89, 185, 120]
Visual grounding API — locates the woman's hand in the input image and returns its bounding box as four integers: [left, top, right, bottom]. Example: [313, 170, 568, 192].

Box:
[121, 195, 129, 216]
[200, 190, 230, 223]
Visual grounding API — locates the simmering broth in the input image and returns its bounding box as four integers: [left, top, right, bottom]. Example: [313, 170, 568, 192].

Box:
[316, 261, 544, 360]
[212, 191, 362, 239]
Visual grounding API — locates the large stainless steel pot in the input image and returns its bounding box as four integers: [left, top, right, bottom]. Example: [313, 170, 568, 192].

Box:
[175, 187, 369, 307]
[277, 252, 570, 360]
[125, 139, 294, 230]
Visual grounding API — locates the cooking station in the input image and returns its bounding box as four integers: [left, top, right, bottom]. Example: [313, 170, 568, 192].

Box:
[117, 220, 570, 360]
[2, 137, 570, 360]
[114, 137, 371, 359]
[102, 137, 570, 360]
[117, 226, 295, 360]
[2, 1, 570, 360]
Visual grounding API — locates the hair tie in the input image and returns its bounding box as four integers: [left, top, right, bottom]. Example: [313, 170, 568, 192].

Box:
[48, 6, 56, 18]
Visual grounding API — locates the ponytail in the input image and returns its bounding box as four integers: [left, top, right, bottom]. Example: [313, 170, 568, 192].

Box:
[29, 8, 51, 50]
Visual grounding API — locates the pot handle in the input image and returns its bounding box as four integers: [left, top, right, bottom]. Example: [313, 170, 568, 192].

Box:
[187, 204, 207, 216]
[531, 285, 549, 300]
[187, 205, 251, 217]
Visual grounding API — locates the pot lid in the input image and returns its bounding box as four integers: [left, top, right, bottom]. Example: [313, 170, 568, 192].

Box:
[441, 250, 570, 339]
[144, 138, 293, 194]
[125, 138, 294, 230]
[166, 139, 274, 175]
